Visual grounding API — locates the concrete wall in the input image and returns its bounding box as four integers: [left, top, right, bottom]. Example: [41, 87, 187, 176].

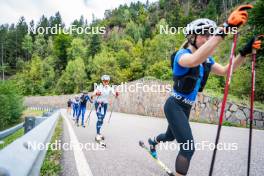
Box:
[24, 78, 264, 128]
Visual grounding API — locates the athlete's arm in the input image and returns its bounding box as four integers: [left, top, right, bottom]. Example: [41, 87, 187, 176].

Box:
[211, 54, 247, 76]
[86, 95, 93, 103]
[179, 36, 223, 68]
[211, 35, 262, 76]
[179, 4, 252, 68]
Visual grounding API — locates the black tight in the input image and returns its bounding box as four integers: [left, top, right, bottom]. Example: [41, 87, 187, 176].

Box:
[156, 96, 195, 175]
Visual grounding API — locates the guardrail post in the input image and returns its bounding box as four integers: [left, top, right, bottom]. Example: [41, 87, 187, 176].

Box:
[0, 167, 10, 176]
[24, 116, 36, 134]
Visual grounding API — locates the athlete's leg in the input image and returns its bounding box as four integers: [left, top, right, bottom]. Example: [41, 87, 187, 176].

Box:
[73, 107, 76, 117]
[81, 106, 86, 126]
[99, 104, 108, 134]
[76, 107, 81, 124]
[164, 97, 195, 175]
[95, 103, 102, 134]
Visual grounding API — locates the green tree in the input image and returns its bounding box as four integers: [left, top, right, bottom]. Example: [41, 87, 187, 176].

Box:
[53, 34, 72, 72]
[125, 21, 144, 42]
[67, 38, 86, 59]
[56, 57, 87, 94]
[146, 60, 172, 80]
[16, 16, 28, 60]
[34, 34, 47, 58]
[115, 49, 131, 69]
[88, 34, 101, 58]
[22, 34, 33, 60]
[37, 15, 49, 39]
[46, 36, 54, 56]
[14, 55, 55, 95]
[0, 81, 24, 129]
[90, 50, 122, 84]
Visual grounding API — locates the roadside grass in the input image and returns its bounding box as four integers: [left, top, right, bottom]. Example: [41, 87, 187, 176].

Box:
[40, 116, 63, 176]
[0, 128, 24, 150]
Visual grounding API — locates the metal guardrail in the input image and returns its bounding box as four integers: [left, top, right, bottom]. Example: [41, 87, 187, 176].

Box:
[27, 106, 55, 112]
[0, 107, 56, 141]
[0, 123, 24, 140]
[0, 110, 61, 176]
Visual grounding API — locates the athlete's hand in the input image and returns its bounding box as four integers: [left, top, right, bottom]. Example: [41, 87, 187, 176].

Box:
[252, 36, 263, 50]
[96, 91, 102, 96]
[239, 35, 263, 56]
[226, 4, 253, 27]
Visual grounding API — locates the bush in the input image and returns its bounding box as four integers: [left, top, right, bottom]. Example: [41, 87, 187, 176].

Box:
[0, 81, 24, 130]
[145, 60, 172, 80]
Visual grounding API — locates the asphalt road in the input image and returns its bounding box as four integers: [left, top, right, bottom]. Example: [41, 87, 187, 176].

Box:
[60, 109, 264, 176]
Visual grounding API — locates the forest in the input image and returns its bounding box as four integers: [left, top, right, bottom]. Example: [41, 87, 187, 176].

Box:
[0, 0, 263, 102]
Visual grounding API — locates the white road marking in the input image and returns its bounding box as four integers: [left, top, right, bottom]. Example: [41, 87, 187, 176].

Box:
[62, 110, 93, 176]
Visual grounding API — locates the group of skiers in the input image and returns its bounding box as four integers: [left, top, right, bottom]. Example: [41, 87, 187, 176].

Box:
[67, 75, 119, 146]
[64, 4, 263, 175]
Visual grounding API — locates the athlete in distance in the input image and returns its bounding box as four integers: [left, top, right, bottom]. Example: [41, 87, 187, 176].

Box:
[92, 75, 119, 144]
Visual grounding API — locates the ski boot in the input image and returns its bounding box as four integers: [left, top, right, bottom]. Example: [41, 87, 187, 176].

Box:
[148, 138, 158, 159]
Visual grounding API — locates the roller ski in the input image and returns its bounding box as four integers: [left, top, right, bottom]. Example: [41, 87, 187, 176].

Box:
[139, 140, 175, 176]
[95, 134, 106, 147]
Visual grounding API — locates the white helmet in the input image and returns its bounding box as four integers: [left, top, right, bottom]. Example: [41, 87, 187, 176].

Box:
[183, 18, 217, 37]
[101, 75, 110, 81]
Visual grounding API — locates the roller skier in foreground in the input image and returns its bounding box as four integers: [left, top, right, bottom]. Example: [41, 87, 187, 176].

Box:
[92, 75, 119, 147]
[140, 4, 262, 176]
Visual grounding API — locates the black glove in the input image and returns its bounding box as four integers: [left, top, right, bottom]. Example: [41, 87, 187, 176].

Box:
[239, 37, 255, 56]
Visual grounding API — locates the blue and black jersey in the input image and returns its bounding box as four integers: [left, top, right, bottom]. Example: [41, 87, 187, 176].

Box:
[172, 48, 215, 102]
[80, 95, 92, 107]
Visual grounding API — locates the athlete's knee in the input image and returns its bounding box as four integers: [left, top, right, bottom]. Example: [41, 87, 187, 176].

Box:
[181, 141, 195, 160]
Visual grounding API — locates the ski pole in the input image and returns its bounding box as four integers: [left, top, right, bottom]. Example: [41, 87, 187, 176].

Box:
[209, 33, 238, 176]
[108, 97, 117, 124]
[85, 103, 94, 125]
[247, 35, 263, 176]
[247, 46, 256, 176]
[86, 96, 99, 125]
